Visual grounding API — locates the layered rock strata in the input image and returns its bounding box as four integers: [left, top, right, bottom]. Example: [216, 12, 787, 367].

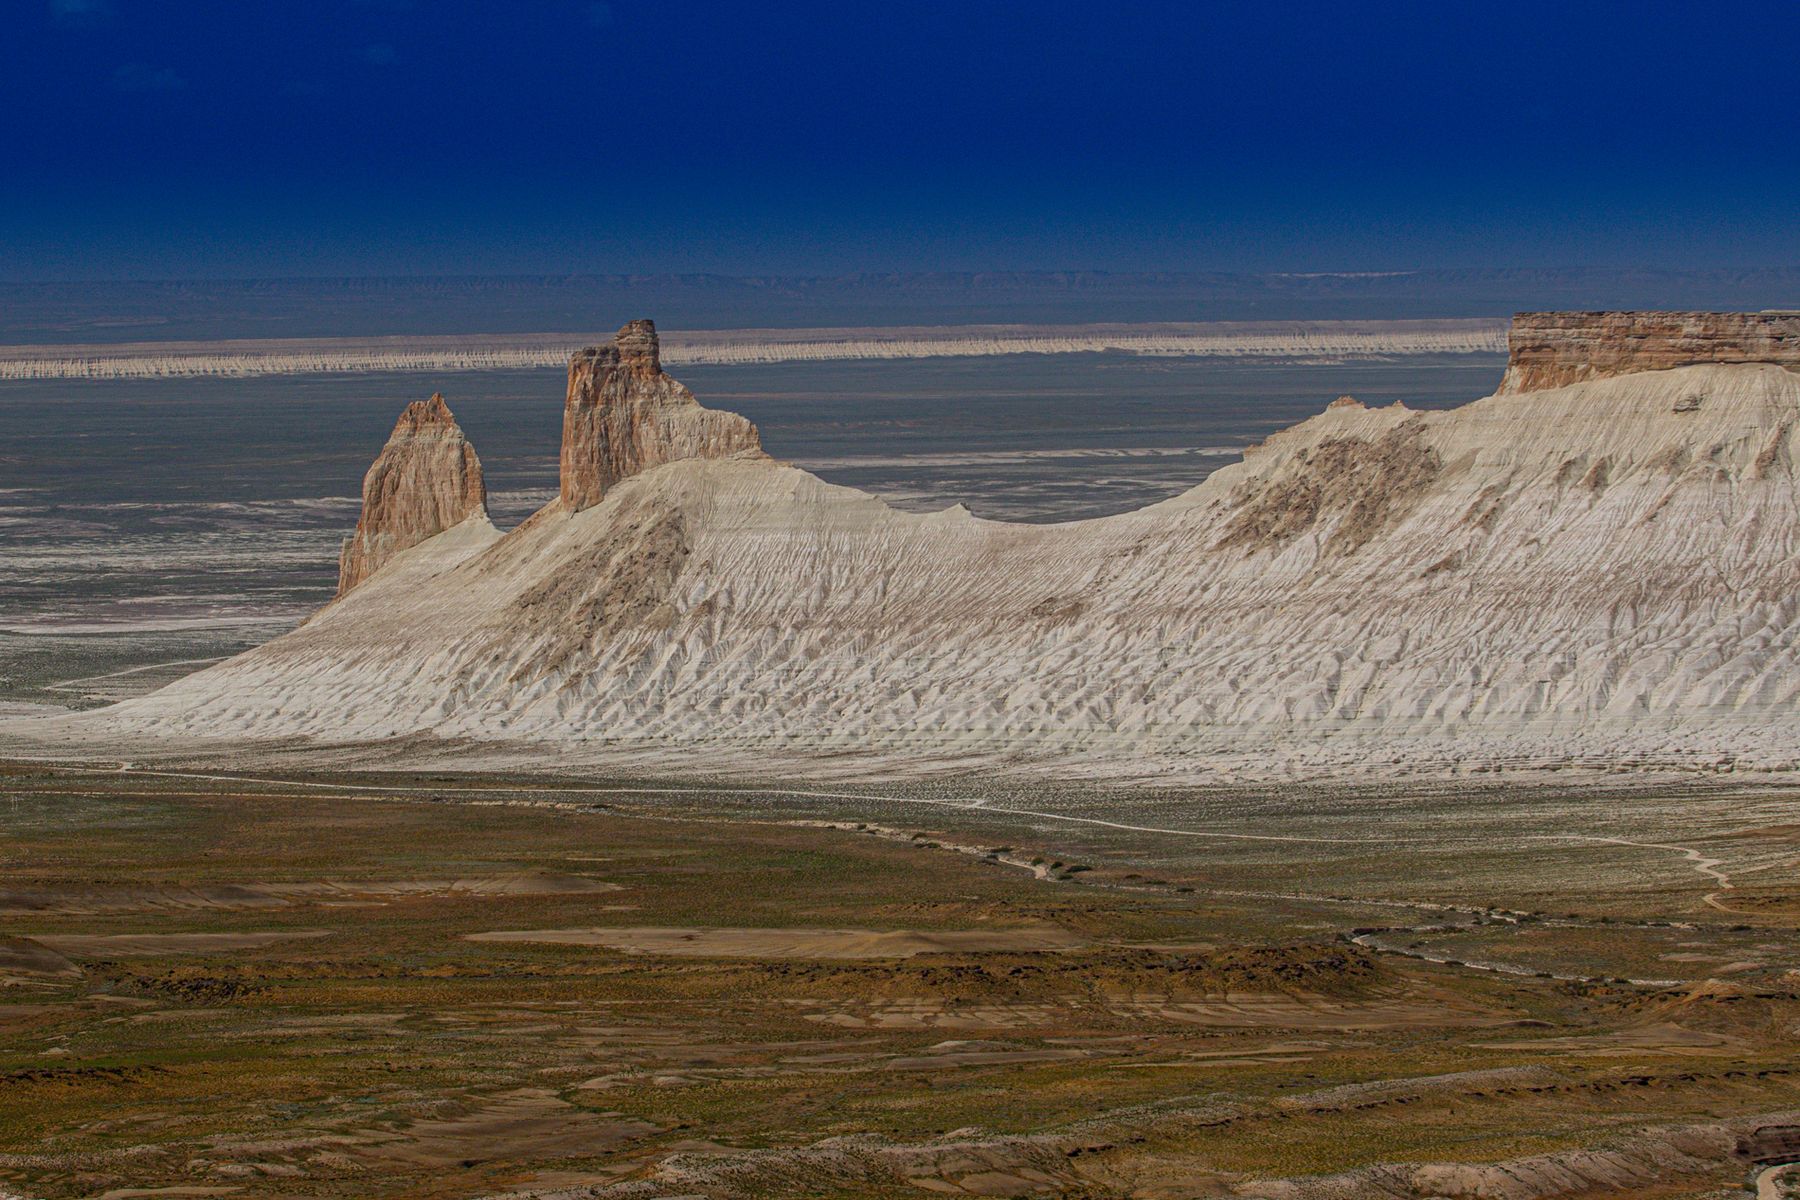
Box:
[1501, 310, 1800, 393]
[336, 393, 488, 596]
[559, 319, 762, 512]
[21, 313, 1800, 782]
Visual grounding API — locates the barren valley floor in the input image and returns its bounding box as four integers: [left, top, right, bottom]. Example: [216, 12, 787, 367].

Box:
[2, 761, 1797, 1198]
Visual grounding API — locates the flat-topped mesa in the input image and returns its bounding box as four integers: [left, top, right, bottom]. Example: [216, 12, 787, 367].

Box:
[1500, 310, 1800, 393]
[336, 394, 487, 597]
[559, 319, 762, 512]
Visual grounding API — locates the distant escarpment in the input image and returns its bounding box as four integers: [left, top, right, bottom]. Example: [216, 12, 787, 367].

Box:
[22, 312, 1800, 783]
[1501, 310, 1800, 393]
[336, 393, 488, 596]
[559, 319, 762, 512]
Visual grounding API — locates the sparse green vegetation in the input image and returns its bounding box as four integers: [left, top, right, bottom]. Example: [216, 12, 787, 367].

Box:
[0, 764, 1796, 1197]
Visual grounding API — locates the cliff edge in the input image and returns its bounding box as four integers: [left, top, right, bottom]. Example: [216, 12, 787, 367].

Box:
[1501, 310, 1800, 393]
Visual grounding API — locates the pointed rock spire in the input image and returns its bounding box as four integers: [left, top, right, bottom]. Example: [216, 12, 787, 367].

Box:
[559, 319, 762, 513]
[337, 393, 487, 596]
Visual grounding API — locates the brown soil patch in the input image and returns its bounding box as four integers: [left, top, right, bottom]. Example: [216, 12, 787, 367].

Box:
[34, 930, 332, 958]
[0, 935, 81, 979]
[465, 925, 1086, 959]
[0, 872, 618, 915]
[883, 1040, 1092, 1071]
[1104, 990, 1507, 1031]
[1471, 1021, 1744, 1057]
[192, 1088, 659, 1178]
[804, 1002, 1063, 1030]
[346, 1088, 658, 1170]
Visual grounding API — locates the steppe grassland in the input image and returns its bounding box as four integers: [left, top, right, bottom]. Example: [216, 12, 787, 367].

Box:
[0, 764, 1796, 1198]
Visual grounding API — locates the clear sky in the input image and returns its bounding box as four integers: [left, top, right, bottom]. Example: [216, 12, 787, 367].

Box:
[5, 0, 1798, 280]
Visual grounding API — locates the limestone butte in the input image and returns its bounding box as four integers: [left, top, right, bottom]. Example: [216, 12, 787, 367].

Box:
[559, 319, 762, 512]
[1501, 310, 1800, 393]
[336, 393, 488, 596]
[28, 312, 1800, 783]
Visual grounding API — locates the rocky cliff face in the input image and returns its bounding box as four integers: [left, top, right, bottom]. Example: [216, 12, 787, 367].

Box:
[1501, 311, 1800, 393]
[559, 319, 762, 512]
[336, 394, 488, 596]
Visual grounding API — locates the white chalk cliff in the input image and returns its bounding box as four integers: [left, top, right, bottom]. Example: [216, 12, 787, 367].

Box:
[27, 315, 1800, 780]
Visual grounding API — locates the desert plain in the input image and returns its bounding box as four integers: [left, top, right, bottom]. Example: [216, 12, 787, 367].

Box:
[3, 759, 1798, 1199]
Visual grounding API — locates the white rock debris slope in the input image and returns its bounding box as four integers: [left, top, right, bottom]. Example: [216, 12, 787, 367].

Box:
[22, 314, 1800, 780]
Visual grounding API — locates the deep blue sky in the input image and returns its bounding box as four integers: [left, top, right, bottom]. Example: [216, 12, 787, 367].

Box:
[5, 0, 1798, 280]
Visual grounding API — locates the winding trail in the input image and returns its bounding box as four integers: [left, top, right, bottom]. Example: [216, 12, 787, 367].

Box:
[1759, 1161, 1800, 1200]
[1525, 833, 1737, 910]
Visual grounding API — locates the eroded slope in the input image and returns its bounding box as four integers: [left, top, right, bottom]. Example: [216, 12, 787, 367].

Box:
[47, 338, 1800, 779]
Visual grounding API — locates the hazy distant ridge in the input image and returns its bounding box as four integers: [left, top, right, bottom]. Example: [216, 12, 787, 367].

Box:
[6, 270, 1798, 344]
[0, 320, 1506, 381]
